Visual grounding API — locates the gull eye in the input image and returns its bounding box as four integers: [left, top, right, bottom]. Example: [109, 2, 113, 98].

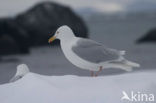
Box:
[56, 31, 59, 34]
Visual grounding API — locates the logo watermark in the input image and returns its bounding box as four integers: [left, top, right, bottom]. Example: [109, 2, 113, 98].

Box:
[121, 91, 155, 102]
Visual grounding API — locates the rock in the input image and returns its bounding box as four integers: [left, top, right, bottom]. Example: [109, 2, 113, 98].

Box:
[0, 1, 88, 55]
[137, 28, 156, 43]
[0, 19, 30, 55]
[15, 1, 88, 46]
[0, 35, 19, 55]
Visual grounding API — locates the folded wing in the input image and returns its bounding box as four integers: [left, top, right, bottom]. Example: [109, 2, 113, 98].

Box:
[72, 38, 121, 63]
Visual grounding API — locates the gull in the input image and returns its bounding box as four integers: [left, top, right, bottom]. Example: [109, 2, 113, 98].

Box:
[9, 64, 30, 82]
[48, 25, 140, 76]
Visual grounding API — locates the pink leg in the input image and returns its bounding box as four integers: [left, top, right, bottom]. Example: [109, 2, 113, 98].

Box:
[90, 71, 94, 77]
[95, 66, 103, 77]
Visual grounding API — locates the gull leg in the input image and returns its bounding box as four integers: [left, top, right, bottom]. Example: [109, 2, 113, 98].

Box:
[95, 66, 103, 77]
[90, 71, 94, 77]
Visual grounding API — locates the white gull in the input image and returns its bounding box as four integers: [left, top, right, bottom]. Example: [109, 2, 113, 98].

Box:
[10, 64, 30, 82]
[48, 25, 140, 76]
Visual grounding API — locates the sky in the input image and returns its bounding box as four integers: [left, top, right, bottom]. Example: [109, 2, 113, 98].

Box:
[0, 0, 156, 17]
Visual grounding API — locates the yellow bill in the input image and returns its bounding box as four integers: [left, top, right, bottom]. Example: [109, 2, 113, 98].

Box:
[48, 36, 56, 43]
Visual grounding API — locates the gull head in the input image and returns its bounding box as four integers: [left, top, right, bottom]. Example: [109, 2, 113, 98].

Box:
[48, 25, 74, 43]
[9, 64, 30, 83]
[15, 64, 30, 76]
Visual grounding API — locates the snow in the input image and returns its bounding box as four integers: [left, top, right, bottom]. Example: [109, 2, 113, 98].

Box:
[1, 14, 156, 84]
[0, 71, 156, 103]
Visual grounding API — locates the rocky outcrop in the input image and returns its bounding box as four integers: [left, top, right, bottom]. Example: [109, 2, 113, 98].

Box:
[137, 28, 156, 43]
[0, 2, 88, 55]
[0, 19, 29, 55]
[15, 2, 88, 45]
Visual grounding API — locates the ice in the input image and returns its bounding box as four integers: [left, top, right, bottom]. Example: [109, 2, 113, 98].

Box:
[0, 71, 155, 103]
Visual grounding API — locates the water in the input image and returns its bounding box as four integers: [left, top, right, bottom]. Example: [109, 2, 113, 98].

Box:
[0, 15, 156, 84]
[87, 16, 156, 69]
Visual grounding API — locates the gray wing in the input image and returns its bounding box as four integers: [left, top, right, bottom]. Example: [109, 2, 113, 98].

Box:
[72, 38, 121, 63]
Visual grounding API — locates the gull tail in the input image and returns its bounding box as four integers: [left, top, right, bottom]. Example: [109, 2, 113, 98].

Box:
[124, 60, 140, 68]
[116, 59, 140, 71]
[120, 50, 126, 55]
[107, 58, 140, 72]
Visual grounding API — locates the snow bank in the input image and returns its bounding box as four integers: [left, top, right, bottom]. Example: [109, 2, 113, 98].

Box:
[0, 71, 156, 103]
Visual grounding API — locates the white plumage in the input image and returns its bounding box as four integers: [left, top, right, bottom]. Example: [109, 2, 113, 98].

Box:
[49, 25, 140, 76]
[10, 64, 30, 82]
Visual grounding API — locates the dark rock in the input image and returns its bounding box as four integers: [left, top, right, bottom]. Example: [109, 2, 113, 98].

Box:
[0, 1, 88, 55]
[137, 28, 156, 43]
[15, 2, 88, 46]
[0, 19, 30, 55]
[0, 35, 19, 55]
